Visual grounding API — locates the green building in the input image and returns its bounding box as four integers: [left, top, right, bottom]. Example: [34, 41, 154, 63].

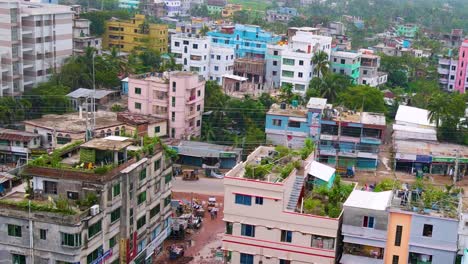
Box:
[330, 51, 361, 84]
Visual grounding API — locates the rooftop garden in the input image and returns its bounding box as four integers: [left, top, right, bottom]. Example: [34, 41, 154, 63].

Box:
[243, 138, 314, 181]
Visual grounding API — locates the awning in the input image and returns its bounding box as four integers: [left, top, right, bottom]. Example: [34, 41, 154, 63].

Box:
[289, 117, 307, 123]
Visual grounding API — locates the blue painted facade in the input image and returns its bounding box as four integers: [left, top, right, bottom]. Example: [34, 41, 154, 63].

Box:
[207, 24, 281, 58]
[313, 173, 336, 189]
[408, 214, 458, 264]
[121, 78, 129, 95]
[39, 0, 59, 3]
[277, 7, 298, 16]
[265, 114, 309, 134]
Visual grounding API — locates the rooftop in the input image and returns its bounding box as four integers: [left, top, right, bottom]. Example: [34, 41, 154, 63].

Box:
[308, 161, 335, 182]
[394, 139, 468, 159]
[80, 136, 133, 151]
[66, 88, 117, 100]
[267, 103, 308, 118]
[331, 50, 362, 59]
[117, 111, 166, 126]
[327, 110, 386, 126]
[23, 111, 122, 134]
[0, 128, 40, 142]
[344, 190, 392, 211]
[171, 140, 242, 158]
[395, 105, 435, 127]
[306, 97, 327, 110]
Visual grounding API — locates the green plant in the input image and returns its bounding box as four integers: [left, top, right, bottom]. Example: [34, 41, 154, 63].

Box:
[80, 148, 96, 164]
[111, 104, 124, 112]
[76, 193, 98, 208]
[0, 199, 75, 215]
[303, 198, 325, 216]
[374, 178, 401, 192]
[300, 138, 315, 160]
[245, 164, 272, 180]
[94, 165, 113, 175]
[55, 196, 70, 211]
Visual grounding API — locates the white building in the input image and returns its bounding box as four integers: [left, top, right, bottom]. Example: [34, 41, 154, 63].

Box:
[72, 18, 102, 55]
[358, 49, 388, 87]
[164, 0, 181, 17]
[171, 33, 234, 85]
[223, 146, 347, 264]
[438, 57, 458, 92]
[266, 31, 332, 94]
[0, 1, 73, 96]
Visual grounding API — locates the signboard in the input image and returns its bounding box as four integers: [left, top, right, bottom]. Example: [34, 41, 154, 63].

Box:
[416, 155, 432, 163]
[395, 153, 417, 161]
[91, 249, 112, 264]
[219, 152, 237, 158]
[433, 157, 468, 163]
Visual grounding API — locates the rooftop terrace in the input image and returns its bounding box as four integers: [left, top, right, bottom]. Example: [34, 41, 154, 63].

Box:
[267, 103, 308, 118]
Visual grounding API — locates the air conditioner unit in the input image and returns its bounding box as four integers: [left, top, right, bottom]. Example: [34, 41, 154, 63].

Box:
[90, 204, 100, 216]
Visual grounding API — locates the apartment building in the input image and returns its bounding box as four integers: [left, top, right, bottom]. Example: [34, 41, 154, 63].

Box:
[341, 188, 460, 264]
[265, 7, 298, 23]
[266, 30, 332, 93]
[330, 50, 361, 84]
[170, 33, 235, 84]
[207, 24, 281, 59]
[0, 1, 73, 96]
[222, 4, 242, 18]
[72, 18, 102, 55]
[206, 0, 227, 14]
[103, 14, 168, 53]
[127, 71, 205, 139]
[395, 23, 419, 38]
[359, 50, 388, 87]
[223, 146, 351, 264]
[0, 136, 173, 264]
[0, 128, 41, 166]
[164, 0, 181, 17]
[119, 0, 140, 9]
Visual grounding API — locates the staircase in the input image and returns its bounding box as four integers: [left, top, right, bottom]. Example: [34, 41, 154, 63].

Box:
[286, 175, 305, 211]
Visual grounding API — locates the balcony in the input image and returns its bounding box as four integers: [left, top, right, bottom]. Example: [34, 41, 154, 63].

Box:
[437, 67, 449, 75]
[439, 58, 451, 65]
[439, 78, 448, 84]
[187, 95, 196, 102]
[341, 242, 384, 264]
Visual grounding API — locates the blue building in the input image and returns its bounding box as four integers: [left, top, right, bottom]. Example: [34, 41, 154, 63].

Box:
[207, 24, 281, 59]
[118, 0, 139, 9]
[121, 77, 129, 95]
[265, 97, 386, 171]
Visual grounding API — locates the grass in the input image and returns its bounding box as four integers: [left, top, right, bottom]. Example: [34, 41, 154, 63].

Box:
[228, 0, 271, 11]
[0, 199, 76, 215]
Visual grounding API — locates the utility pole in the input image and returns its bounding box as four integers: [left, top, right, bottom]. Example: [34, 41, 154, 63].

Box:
[335, 111, 341, 170]
[454, 149, 460, 185]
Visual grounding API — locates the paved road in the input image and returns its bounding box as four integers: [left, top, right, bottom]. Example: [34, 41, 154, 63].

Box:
[172, 177, 224, 195]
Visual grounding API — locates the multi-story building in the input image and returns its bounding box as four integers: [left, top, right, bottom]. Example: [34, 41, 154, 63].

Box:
[233, 58, 266, 91]
[266, 30, 332, 93]
[72, 18, 102, 55]
[221, 4, 242, 18]
[164, 0, 181, 17]
[265, 7, 298, 23]
[103, 14, 168, 53]
[140, 0, 167, 18]
[342, 188, 460, 264]
[170, 33, 235, 84]
[454, 40, 468, 93]
[265, 97, 386, 171]
[0, 128, 42, 167]
[0, 1, 73, 96]
[223, 146, 351, 264]
[206, 0, 227, 14]
[395, 23, 419, 38]
[128, 71, 205, 139]
[330, 50, 361, 84]
[333, 35, 352, 51]
[207, 24, 281, 59]
[358, 50, 388, 87]
[0, 136, 173, 264]
[440, 29, 464, 49]
[438, 56, 458, 92]
[119, 0, 140, 9]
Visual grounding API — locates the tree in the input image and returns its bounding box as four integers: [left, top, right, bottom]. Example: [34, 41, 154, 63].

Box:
[312, 51, 330, 78]
[199, 25, 210, 36]
[308, 74, 353, 103]
[427, 92, 448, 128]
[338, 85, 386, 113]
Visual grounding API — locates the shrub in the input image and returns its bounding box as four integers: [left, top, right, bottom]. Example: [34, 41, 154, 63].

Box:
[111, 104, 124, 112]
[374, 178, 401, 192]
[304, 198, 325, 216]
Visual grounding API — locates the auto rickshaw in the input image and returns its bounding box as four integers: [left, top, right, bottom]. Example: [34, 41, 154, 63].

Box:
[182, 169, 199, 181]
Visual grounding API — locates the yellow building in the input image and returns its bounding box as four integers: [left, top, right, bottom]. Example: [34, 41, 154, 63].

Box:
[222, 4, 242, 18]
[103, 14, 168, 53]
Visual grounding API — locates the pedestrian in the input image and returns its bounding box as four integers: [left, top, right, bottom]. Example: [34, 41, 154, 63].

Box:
[213, 207, 218, 218]
[210, 209, 215, 220]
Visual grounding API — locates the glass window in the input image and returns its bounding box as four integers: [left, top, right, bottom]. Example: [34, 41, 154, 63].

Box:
[363, 216, 375, 228]
[235, 194, 251, 205]
[283, 58, 295, 65]
[139, 168, 147, 181]
[311, 235, 335, 249]
[281, 230, 292, 242]
[255, 197, 263, 205]
[226, 222, 233, 235]
[113, 183, 120, 198]
[241, 224, 255, 237]
[12, 254, 26, 264]
[109, 234, 118, 248]
[87, 246, 103, 264]
[137, 191, 147, 205]
[135, 102, 141, 110]
[240, 253, 254, 264]
[150, 204, 161, 218]
[61, 232, 82, 247]
[8, 224, 21, 237]
[110, 207, 121, 223]
[395, 225, 403, 246]
[40, 229, 47, 240]
[137, 215, 146, 229]
[135, 87, 141, 94]
[165, 173, 172, 184]
[154, 159, 161, 171]
[88, 220, 102, 238]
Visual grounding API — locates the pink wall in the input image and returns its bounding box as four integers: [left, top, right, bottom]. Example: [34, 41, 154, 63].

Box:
[455, 40, 468, 93]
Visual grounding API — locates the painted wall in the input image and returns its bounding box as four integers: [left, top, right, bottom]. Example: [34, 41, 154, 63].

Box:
[384, 211, 412, 264]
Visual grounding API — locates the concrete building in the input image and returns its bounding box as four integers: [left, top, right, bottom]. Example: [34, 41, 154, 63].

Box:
[127, 71, 205, 139]
[140, 0, 167, 18]
[66, 88, 119, 111]
[103, 14, 168, 53]
[223, 146, 352, 264]
[222, 4, 242, 18]
[266, 30, 332, 94]
[117, 111, 168, 138]
[206, 0, 226, 14]
[341, 188, 460, 264]
[0, 136, 173, 263]
[358, 50, 388, 87]
[454, 40, 468, 93]
[72, 18, 102, 55]
[440, 29, 464, 49]
[119, 0, 140, 9]
[207, 24, 281, 59]
[265, 7, 298, 23]
[170, 33, 235, 84]
[0, 128, 42, 167]
[0, 1, 74, 96]
[164, 0, 181, 17]
[438, 56, 458, 92]
[233, 58, 266, 92]
[330, 50, 361, 84]
[395, 23, 419, 38]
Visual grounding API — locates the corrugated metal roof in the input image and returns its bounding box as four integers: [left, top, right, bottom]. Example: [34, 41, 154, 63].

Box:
[0, 128, 40, 142]
[67, 88, 116, 99]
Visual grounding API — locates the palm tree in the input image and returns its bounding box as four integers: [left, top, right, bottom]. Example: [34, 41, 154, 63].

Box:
[199, 25, 210, 36]
[312, 51, 330, 78]
[427, 93, 447, 128]
[316, 74, 352, 103]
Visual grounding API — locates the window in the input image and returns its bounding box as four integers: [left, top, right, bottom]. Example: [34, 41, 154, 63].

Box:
[311, 235, 335, 249]
[341, 59, 346, 64]
[88, 220, 102, 238]
[197, 120, 201, 127]
[423, 224, 433, 237]
[363, 70, 368, 75]
[273, 51, 279, 56]
[280, 260, 291, 264]
[450, 75, 455, 80]
[362, 216, 375, 228]
[217, 55, 221, 60]
[235, 194, 252, 205]
[392, 255, 399, 264]
[135, 87, 141, 94]
[150, 204, 160, 218]
[282, 70, 294, 77]
[155, 126, 161, 134]
[272, 119, 282, 126]
[395, 225, 403, 246]
[283, 58, 295, 65]
[110, 207, 120, 223]
[137, 215, 146, 229]
[272, 71, 277, 76]
[214, 66, 219, 71]
[109, 234, 118, 248]
[273, 60, 278, 66]
[241, 224, 255, 237]
[67, 191, 79, 200]
[154, 159, 161, 171]
[135, 102, 141, 110]
[299, 60, 304, 66]
[172, 97, 176, 107]
[87, 246, 103, 264]
[8, 224, 21, 237]
[452, 65, 456, 70]
[12, 254, 26, 264]
[240, 253, 254, 264]
[139, 168, 147, 181]
[288, 121, 301, 128]
[61, 232, 82, 247]
[44, 180, 57, 194]
[164, 194, 171, 207]
[165, 173, 172, 184]
[255, 197, 263, 205]
[40, 229, 47, 240]
[281, 230, 292, 242]
[174, 41, 180, 47]
[171, 112, 175, 122]
[137, 191, 147, 205]
[193, 43, 198, 49]
[226, 222, 233, 235]
[197, 105, 201, 111]
[113, 183, 120, 198]
[298, 72, 303, 78]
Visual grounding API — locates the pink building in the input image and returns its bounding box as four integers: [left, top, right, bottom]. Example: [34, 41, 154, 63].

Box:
[455, 40, 468, 93]
[128, 71, 205, 139]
